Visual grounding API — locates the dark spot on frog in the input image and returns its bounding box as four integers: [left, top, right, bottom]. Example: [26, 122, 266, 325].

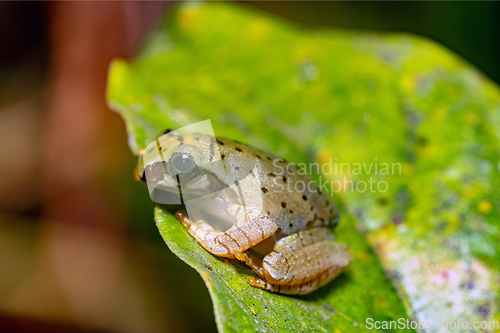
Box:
[267, 172, 276, 177]
[255, 154, 262, 159]
[195, 137, 200, 141]
[261, 187, 268, 193]
[163, 129, 172, 135]
[216, 140, 224, 145]
[177, 136, 184, 142]
[289, 210, 293, 214]
[310, 206, 314, 211]
[235, 147, 242, 152]
[221, 154, 225, 160]
[329, 208, 335, 214]
[282, 176, 287, 183]
[289, 223, 293, 228]
[326, 200, 330, 207]
[281, 202, 287, 208]
[234, 166, 240, 171]
[266, 156, 272, 161]
[319, 218, 324, 223]
[234, 180, 239, 186]
[302, 195, 307, 201]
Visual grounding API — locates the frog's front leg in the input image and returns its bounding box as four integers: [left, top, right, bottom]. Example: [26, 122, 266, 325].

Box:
[175, 208, 278, 259]
[247, 228, 352, 295]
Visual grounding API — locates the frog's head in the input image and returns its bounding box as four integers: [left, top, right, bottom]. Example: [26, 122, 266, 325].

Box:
[136, 132, 224, 199]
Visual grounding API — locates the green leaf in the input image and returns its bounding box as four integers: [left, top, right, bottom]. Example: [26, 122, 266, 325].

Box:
[155, 207, 407, 332]
[108, 2, 500, 332]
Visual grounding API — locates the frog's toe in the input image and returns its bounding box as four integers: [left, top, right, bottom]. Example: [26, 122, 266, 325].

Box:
[247, 276, 293, 294]
[248, 276, 266, 289]
[247, 275, 326, 295]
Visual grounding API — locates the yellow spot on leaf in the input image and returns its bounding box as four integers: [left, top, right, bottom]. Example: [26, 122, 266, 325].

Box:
[401, 74, 416, 93]
[178, 5, 202, 31]
[478, 200, 492, 214]
[464, 111, 480, 126]
[200, 271, 214, 287]
[317, 149, 333, 166]
[463, 183, 480, 200]
[433, 106, 447, 122]
[401, 163, 414, 176]
[247, 20, 269, 40]
[444, 213, 460, 232]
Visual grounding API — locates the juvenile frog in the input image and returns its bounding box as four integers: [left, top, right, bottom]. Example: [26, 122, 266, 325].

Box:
[137, 131, 352, 295]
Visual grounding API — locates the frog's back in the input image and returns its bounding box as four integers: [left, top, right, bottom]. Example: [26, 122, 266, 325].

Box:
[215, 137, 340, 236]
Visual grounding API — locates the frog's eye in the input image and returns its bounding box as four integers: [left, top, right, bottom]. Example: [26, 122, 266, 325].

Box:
[169, 153, 197, 175]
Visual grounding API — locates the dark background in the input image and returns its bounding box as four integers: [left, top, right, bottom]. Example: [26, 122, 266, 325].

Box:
[2, 2, 499, 84]
[0, 2, 498, 332]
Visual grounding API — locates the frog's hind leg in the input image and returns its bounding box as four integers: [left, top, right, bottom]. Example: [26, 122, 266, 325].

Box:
[234, 251, 265, 277]
[249, 228, 352, 295]
[175, 209, 277, 259]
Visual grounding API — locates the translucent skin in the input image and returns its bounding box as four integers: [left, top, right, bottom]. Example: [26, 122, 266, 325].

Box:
[138, 134, 352, 295]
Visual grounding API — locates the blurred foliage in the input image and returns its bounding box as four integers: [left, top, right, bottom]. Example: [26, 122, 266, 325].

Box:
[247, 1, 500, 84]
[108, 2, 500, 332]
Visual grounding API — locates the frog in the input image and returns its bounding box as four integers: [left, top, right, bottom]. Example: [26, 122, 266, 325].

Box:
[136, 131, 352, 295]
